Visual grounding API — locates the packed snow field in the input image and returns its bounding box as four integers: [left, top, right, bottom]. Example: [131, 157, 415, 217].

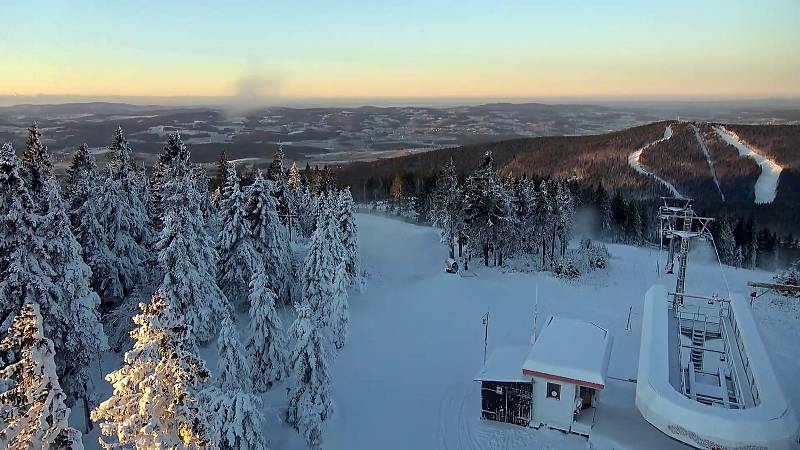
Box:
[714, 125, 783, 204]
[83, 213, 799, 449]
[627, 125, 684, 199]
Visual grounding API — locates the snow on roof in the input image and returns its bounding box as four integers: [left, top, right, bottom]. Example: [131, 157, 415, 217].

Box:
[522, 316, 612, 389]
[474, 346, 531, 383]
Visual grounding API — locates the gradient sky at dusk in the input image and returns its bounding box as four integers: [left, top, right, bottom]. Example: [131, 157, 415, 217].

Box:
[2, 0, 798, 101]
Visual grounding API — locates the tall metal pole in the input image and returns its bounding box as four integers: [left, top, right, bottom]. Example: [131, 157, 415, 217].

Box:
[482, 311, 490, 365]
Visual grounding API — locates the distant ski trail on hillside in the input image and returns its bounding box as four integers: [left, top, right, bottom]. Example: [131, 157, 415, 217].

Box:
[627, 126, 684, 198]
[691, 125, 725, 202]
[713, 126, 783, 204]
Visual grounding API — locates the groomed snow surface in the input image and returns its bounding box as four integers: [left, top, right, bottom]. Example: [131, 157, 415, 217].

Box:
[714, 126, 783, 204]
[80, 214, 800, 449]
[628, 126, 685, 198]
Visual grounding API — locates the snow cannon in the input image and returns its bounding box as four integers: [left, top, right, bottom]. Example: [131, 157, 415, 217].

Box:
[444, 258, 459, 274]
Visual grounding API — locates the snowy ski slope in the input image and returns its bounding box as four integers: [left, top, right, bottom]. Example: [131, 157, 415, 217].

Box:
[627, 126, 685, 198]
[714, 125, 783, 204]
[80, 214, 800, 449]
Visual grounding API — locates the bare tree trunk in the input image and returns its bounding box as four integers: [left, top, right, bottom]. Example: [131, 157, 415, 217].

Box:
[542, 240, 547, 269]
[484, 243, 490, 267]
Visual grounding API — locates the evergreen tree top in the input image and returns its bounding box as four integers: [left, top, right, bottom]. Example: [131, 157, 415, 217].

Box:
[109, 126, 138, 180]
[216, 317, 252, 393]
[267, 144, 286, 182]
[21, 122, 54, 198]
[159, 131, 191, 174]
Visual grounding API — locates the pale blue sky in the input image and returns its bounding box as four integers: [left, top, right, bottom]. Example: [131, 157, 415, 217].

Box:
[1, 1, 798, 99]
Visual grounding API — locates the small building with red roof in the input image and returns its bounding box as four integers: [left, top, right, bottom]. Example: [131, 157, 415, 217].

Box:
[474, 316, 613, 436]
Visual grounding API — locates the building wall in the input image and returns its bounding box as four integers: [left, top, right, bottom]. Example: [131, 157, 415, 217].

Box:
[531, 376, 576, 431]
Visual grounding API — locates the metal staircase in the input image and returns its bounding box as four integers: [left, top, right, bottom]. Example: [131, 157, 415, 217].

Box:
[690, 328, 705, 371]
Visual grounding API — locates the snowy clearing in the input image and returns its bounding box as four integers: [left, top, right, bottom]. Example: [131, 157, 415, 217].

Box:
[691, 124, 725, 202]
[714, 125, 783, 204]
[80, 213, 799, 449]
[627, 126, 684, 198]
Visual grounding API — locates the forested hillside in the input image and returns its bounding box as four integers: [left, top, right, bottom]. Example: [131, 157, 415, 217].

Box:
[335, 121, 800, 270]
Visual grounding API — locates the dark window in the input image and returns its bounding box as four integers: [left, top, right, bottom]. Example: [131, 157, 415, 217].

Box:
[546, 382, 561, 400]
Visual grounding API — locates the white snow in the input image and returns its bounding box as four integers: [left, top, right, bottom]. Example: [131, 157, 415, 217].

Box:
[627, 126, 685, 198]
[713, 126, 783, 204]
[474, 346, 531, 383]
[691, 125, 725, 202]
[79, 213, 800, 450]
[637, 285, 799, 449]
[523, 316, 612, 388]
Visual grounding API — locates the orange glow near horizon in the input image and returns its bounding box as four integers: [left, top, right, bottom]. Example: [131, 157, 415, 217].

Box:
[2, 1, 798, 101]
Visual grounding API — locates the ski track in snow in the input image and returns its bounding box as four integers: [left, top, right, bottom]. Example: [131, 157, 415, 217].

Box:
[627, 126, 685, 198]
[714, 125, 783, 204]
[691, 125, 725, 202]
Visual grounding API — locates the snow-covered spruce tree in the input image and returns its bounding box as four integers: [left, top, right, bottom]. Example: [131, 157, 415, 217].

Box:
[157, 136, 230, 343]
[91, 290, 217, 449]
[330, 262, 350, 349]
[0, 302, 84, 450]
[64, 143, 97, 227]
[147, 131, 191, 232]
[0, 149, 104, 408]
[429, 157, 463, 258]
[554, 180, 575, 257]
[301, 194, 345, 327]
[510, 177, 538, 255]
[337, 188, 362, 288]
[193, 167, 218, 237]
[287, 161, 301, 189]
[72, 176, 122, 310]
[95, 174, 149, 304]
[216, 317, 250, 392]
[211, 149, 230, 193]
[38, 179, 108, 407]
[0, 144, 53, 324]
[267, 145, 290, 219]
[296, 185, 319, 239]
[717, 217, 740, 267]
[20, 122, 54, 211]
[203, 318, 267, 450]
[284, 161, 305, 239]
[594, 185, 613, 239]
[532, 180, 553, 267]
[462, 152, 514, 266]
[287, 303, 332, 450]
[217, 166, 262, 308]
[107, 127, 140, 182]
[91, 128, 150, 303]
[246, 173, 293, 303]
[246, 266, 288, 392]
[107, 127, 152, 250]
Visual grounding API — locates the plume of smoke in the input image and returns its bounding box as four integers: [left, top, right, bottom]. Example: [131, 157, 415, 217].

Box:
[222, 72, 283, 117]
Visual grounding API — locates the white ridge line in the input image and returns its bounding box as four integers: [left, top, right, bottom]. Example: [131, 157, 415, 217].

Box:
[713, 125, 783, 204]
[628, 125, 685, 199]
[691, 124, 725, 202]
